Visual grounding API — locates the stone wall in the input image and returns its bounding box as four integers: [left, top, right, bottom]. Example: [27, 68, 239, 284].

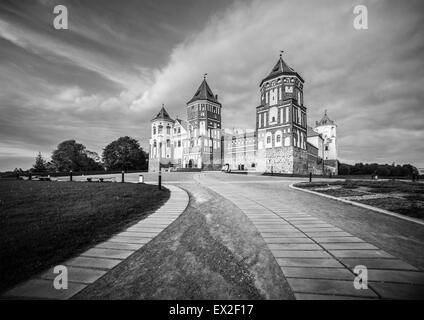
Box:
[265, 146, 294, 173]
[293, 147, 308, 175]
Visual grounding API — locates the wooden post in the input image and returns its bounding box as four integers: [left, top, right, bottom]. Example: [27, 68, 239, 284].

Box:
[158, 170, 162, 190]
[309, 172, 312, 183]
[29, 172, 32, 181]
[70, 170, 73, 182]
[121, 170, 125, 183]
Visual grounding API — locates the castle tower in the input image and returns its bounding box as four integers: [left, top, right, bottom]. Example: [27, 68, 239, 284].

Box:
[255, 53, 308, 174]
[148, 105, 175, 172]
[183, 76, 222, 170]
[314, 110, 338, 174]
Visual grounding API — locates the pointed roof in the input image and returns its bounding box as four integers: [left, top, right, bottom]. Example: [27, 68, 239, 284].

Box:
[187, 77, 221, 105]
[152, 104, 174, 122]
[260, 53, 304, 86]
[316, 110, 335, 126]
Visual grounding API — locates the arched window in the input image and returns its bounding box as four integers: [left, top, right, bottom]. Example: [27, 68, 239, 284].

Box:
[166, 126, 171, 134]
[158, 125, 163, 134]
[153, 126, 156, 135]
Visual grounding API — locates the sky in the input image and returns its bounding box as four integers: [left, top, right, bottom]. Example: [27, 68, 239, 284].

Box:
[0, 0, 423, 171]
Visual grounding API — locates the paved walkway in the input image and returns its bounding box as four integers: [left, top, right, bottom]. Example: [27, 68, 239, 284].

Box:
[205, 179, 424, 300]
[3, 185, 189, 300]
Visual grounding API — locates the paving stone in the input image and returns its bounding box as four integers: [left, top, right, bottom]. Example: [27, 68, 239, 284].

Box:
[95, 241, 142, 251]
[257, 228, 299, 233]
[281, 267, 354, 280]
[292, 224, 335, 228]
[125, 228, 164, 233]
[81, 248, 133, 260]
[371, 282, 424, 299]
[367, 270, 424, 285]
[65, 256, 121, 269]
[287, 278, 378, 298]
[313, 237, 365, 244]
[38, 266, 107, 284]
[295, 293, 373, 300]
[286, 218, 320, 221]
[264, 237, 314, 244]
[277, 258, 345, 268]
[119, 232, 158, 238]
[261, 232, 305, 238]
[108, 236, 151, 244]
[321, 243, 379, 250]
[306, 231, 352, 237]
[271, 250, 332, 258]
[3, 279, 86, 300]
[340, 258, 418, 271]
[297, 228, 343, 233]
[329, 250, 394, 259]
[267, 243, 322, 251]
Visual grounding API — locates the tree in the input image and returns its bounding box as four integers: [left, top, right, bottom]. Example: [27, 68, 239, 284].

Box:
[102, 136, 147, 170]
[32, 152, 47, 172]
[51, 140, 103, 172]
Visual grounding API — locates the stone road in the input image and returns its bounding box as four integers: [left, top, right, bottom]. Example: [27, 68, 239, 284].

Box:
[203, 175, 424, 300]
[3, 184, 189, 300]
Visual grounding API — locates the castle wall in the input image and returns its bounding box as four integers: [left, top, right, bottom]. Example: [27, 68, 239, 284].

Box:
[265, 147, 294, 173]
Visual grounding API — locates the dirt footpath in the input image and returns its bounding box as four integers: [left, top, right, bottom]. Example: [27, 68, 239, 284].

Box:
[74, 181, 294, 299]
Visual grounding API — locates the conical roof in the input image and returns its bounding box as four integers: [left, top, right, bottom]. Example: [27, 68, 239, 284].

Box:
[316, 110, 335, 126]
[152, 105, 174, 122]
[260, 54, 304, 86]
[187, 78, 220, 105]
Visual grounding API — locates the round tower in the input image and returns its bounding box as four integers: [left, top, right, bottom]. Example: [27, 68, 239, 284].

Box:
[149, 104, 174, 172]
[314, 110, 338, 174]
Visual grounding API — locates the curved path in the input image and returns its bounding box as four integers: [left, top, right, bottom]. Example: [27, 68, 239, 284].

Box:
[198, 173, 424, 300]
[3, 185, 189, 300]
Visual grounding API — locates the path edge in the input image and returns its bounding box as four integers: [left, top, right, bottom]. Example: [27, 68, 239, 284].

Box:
[289, 184, 424, 227]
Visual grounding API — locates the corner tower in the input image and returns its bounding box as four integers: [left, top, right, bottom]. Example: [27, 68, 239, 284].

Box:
[255, 53, 308, 174]
[314, 110, 338, 174]
[184, 76, 222, 170]
[148, 105, 175, 172]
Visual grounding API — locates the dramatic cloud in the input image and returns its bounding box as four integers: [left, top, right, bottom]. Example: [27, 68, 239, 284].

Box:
[0, 0, 423, 170]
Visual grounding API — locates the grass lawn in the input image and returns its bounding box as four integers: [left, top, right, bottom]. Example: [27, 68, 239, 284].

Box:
[294, 180, 424, 219]
[0, 180, 169, 294]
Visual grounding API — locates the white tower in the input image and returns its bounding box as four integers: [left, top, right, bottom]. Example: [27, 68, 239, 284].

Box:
[149, 105, 174, 172]
[314, 110, 338, 174]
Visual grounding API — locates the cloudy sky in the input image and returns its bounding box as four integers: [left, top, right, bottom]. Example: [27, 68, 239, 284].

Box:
[0, 0, 423, 171]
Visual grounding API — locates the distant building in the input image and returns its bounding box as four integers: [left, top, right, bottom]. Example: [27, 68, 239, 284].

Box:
[148, 54, 339, 174]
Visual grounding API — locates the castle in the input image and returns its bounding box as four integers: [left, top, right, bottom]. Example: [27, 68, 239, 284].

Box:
[148, 54, 338, 175]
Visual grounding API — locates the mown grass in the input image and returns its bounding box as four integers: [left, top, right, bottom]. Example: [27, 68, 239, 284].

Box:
[0, 180, 169, 294]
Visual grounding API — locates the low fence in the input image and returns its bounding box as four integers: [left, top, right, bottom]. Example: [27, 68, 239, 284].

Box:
[0, 169, 148, 179]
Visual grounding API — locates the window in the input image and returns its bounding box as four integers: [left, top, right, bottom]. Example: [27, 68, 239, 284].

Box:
[166, 126, 171, 134]
[153, 126, 156, 135]
[276, 135, 281, 143]
[178, 128, 181, 133]
[166, 140, 170, 147]
[325, 146, 329, 151]
[267, 136, 271, 144]
[178, 140, 181, 147]
[158, 125, 163, 133]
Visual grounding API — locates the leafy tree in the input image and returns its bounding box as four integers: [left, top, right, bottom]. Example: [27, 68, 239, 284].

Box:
[32, 152, 47, 172]
[51, 140, 103, 172]
[102, 136, 147, 170]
